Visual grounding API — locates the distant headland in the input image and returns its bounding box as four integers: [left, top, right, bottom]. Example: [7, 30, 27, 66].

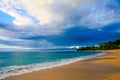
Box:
[77, 39, 120, 51]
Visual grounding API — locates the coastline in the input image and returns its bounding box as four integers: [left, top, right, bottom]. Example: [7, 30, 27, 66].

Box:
[3, 49, 120, 80]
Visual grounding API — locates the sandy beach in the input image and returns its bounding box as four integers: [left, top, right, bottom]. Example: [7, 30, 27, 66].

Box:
[3, 49, 120, 80]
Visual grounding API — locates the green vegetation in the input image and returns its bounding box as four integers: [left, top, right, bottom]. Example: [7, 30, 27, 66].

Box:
[77, 39, 120, 51]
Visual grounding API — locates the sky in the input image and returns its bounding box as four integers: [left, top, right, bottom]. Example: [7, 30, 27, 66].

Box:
[0, 0, 120, 50]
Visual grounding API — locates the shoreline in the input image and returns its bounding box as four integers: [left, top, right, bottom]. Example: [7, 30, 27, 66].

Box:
[0, 52, 105, 80]
[3, 49, 120, 80]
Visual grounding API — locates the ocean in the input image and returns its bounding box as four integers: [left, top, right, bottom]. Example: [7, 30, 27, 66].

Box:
[0, 51, 105, 79]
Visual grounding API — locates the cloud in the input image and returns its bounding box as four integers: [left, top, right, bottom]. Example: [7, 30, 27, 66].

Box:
[0, 0, 120, 49]
[38, 40, 53, 46]
[1, 0, 118, 36]
[0, 27, 53, 48]
[0, 44, 30, 49]
[66, 46, 81, 49]
[79, 0, 120, 28]
[79, 9, 120, 29]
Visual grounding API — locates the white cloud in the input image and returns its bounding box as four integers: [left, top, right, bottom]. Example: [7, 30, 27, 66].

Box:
[38, 40, 53, 48]
[0, 28, 53, 48]
[0, 28, 20, 38]
[79, 6, 120, 29]
[0, 0, 34, 28]
[21, 0, 54, 25]
[0, 0, 104, 36]
[13, 16, 33, 27]
[0, 44, 30, 49]
[0, 0, 120, 49]
[66, 46, 81, 49]
[0, 0, 119, 28]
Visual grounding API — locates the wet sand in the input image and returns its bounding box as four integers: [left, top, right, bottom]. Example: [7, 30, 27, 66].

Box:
[3, 49, 120, 80]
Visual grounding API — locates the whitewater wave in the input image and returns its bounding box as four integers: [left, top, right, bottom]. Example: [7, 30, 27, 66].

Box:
[0, 52, 106, 79]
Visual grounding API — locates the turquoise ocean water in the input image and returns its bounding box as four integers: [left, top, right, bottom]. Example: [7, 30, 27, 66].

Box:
[0, 51, 105, 79]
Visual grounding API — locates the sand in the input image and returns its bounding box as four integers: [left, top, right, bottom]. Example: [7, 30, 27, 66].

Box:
[3, 49, 120, 80]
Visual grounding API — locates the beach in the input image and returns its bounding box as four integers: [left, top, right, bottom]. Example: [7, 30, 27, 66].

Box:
[3, 49, 120, 80]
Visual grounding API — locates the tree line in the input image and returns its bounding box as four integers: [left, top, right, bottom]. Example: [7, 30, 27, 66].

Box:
[77, 39, 120, 51]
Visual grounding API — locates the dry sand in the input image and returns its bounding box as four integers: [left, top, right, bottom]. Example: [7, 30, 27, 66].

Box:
[3, 49, 120, 80]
